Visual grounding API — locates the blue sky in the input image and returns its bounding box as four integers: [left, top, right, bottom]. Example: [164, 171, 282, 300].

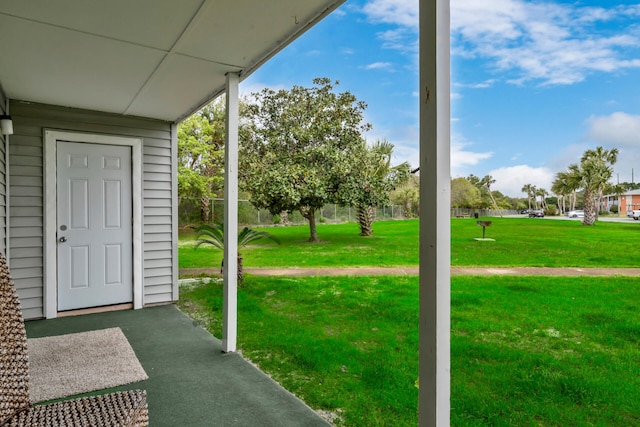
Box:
[241, 0, 640, 197]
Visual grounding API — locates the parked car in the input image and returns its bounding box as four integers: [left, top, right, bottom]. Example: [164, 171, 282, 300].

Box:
[566, 210, 584, 218]
[520, 209, 530, 214]
[627, 209, 640, 220]
[528, 209, 544, 218]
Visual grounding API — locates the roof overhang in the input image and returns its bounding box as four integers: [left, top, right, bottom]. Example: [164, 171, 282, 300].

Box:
[0, 0, 344, 122]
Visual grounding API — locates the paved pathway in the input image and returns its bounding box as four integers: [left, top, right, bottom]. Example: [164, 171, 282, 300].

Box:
[180, 266, 640, 277]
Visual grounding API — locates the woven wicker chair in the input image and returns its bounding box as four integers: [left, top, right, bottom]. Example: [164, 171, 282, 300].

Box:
[0, 252, 149, 426]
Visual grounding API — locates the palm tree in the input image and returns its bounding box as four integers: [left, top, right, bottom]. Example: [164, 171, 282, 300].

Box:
[579, 147, 619, 225]
[553, 171, 579, 214]
[521, 184, 534, 210]
[195, 223, 280, 284]
[551, 177, 567, 214]
[565, 164, 583, 212]
[394, 186, 419, 218]
[350, 139, 411, 236]
[535, 187, 549, 211]
[481, 175, 500, 215]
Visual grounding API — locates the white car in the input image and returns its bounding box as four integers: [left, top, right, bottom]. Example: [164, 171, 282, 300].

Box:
[566, 210, 584, 218]
[628, 209, 640, 220]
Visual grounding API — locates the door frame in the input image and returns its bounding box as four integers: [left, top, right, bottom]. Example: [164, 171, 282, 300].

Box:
[43, 129, 143, 319]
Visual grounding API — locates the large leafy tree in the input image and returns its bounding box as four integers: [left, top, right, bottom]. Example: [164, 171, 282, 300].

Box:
[451, 177, 482, 208]
[239, 78, 371, 242]
[467, 174, 497, 209]
[338, 139, 411, 236]
[178, 100, 226, 222]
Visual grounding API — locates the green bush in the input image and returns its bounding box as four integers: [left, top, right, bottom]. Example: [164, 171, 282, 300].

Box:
[610, 205, 619, 213]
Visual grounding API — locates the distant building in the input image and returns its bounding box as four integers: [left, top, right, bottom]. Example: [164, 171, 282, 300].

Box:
[603, 189, 640, 213]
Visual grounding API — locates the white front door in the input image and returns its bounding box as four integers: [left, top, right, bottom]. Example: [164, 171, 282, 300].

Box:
[57, 141, 133, 311]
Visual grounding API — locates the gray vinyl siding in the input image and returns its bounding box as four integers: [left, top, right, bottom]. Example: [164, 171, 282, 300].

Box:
[0, 91, 6, 255]
[9, 100, 177, 319]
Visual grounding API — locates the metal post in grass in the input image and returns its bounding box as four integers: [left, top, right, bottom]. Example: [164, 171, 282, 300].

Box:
[475, 220, 494, 241]
[419, 0, 450, 425]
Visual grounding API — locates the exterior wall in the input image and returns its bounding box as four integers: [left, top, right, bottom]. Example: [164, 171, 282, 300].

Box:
[9, 100, 177, 319]
[0, 91, 6, 255]
[619, 191, 640, 214]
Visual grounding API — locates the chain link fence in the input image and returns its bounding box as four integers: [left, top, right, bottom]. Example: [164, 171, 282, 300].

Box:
[451, 208, 520, 218]
[179, 199, 521, 229]
[179, 198, 409, 228]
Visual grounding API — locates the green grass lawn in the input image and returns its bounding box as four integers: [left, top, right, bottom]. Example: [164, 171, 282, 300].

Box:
[178, 275, 640, 426]
[179, 218, 640, 269]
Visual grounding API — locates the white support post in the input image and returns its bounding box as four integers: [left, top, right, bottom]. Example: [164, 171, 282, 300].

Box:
[223, 72, 240, 353]
[419, 0, 451, 426]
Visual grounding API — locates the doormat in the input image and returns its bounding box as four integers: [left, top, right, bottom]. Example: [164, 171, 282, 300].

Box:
[28, 327, 148, 403]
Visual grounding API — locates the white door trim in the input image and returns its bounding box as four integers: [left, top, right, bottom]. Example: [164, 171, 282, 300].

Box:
[44, 130, 143, 319]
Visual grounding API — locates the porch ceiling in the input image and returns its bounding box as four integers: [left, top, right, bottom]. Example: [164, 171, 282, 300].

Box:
[0, 0, 343, 122]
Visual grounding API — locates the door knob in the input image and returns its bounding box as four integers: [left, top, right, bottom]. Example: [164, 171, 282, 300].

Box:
[59, 236, 67, 243]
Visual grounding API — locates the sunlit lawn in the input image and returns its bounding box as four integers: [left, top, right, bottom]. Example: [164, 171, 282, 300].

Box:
[179, 275, 640, 426]
[178, 216, 640, 425]
[179, 217, 640, 269]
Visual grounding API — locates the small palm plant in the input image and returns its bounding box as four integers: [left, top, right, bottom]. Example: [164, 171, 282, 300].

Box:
[194, 223, 280, 285]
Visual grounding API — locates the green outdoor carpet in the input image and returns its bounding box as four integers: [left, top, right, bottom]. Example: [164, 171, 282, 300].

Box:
[26, 305, 330, 427]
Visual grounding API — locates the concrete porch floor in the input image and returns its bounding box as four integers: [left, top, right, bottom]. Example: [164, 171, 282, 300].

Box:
[26, 304, 330, 427]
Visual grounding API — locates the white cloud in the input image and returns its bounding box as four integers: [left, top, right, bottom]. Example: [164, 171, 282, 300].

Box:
[586, 112, 640, 147]
[455, 79, 497, 89]
[451, 1, 640, 85]
[450, 135, 493, 177]
[364, 62, 393, 71]
[584, 112, 640, 183]
[361, 0, 640, 86]
[488, 165, 555, 197]
[362, 0, 418, 27]
[239, 81, 287, 98]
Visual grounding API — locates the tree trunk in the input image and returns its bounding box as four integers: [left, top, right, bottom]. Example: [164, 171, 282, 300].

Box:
[358, 205, 375, 236]
[237, 254, 244, 285]
[488, 192, 501, 217]
[279, 211, 290, 226]
[596, 188, 604, 219]
[404, 199, 412, 218]
[300, 207, 319, 242]
[582, 190, 596, 225]
[200, 196, 210, 222]
[220, 254, 245, 285]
